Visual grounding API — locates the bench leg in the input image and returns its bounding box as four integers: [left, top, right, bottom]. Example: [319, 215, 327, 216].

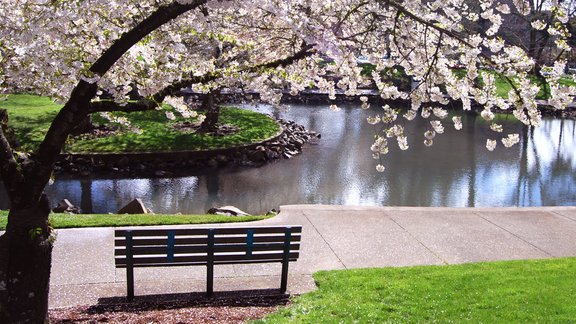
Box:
[207, 263, 214, 297]
[126, 231, 134, 301]
[280, 227, 292, 294]
[127, 265, 134, 301]
[280, 260, 289, 294]
[207, 229, 215, 298]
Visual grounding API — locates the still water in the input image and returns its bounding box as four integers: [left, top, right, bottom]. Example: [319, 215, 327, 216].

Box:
[2, 103, 575, 214]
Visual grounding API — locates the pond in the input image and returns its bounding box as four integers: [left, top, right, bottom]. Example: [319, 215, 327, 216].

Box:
[1, 103, 575, 214]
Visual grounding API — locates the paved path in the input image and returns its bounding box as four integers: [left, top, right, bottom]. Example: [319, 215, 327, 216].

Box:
[49, 205, 576, 308]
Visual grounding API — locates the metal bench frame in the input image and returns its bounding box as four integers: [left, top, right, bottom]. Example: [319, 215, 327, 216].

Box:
[114, 225, 302, 300]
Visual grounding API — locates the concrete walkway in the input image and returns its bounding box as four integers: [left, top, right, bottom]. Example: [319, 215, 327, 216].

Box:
[49, 205, 576, 309]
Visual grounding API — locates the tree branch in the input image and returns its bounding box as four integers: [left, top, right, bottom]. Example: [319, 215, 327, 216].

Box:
[26, 1, 208, 203]
[88, 99, 158, 113]
[89, 43, 316, 114]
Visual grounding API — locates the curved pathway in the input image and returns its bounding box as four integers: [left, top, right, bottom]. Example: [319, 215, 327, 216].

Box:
[49, 205, 576, 308]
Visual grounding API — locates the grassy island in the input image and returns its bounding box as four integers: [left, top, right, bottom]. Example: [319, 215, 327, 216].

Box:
[0, 94, 281, 153]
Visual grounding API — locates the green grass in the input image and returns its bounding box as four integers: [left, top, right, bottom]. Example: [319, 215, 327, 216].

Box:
[0, 210, 268, 230]
[0, 94, 281, 153]
[452, 69, 576, 100]
[0, 94, 62, 151]
[259, 258, 576, 323]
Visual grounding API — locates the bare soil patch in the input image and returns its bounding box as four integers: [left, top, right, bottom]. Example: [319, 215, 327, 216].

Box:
[172, 121, 240, 136]
[49, 295, 289, 323]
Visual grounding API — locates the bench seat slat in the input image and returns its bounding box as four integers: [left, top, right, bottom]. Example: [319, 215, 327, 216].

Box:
[115, 251, 300, 266]
[115, 242, 301, 256]
[115, 257, 299, 268]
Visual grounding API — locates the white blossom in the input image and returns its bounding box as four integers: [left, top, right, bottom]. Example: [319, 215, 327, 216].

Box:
[397, 135, 409, 150]
[490, 123, 503, 132]
[481, 109, 495, 121]
[329, 104, 341, 111]
[421, 107, 432, 119]
[165, 111, 176, 120]
[452, 116, 462, 130]
[367, 115, 381, 125]
[502, 134, 520, 147]
[430, 120, 444, 134]
[371, 136, 389, 155]
[531, 20, 546, 30]
[486, 139, 497, 151]
[432, 107, 448, 119]
[403, 110, 417, 121]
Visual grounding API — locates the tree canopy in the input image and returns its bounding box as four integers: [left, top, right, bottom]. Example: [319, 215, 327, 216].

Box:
[1, 0, 574, 175]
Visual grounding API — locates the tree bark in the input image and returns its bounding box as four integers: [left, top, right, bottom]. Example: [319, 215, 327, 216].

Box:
[199, 92, 221, 132]
[0, 195, 53, 323]
[71, 115, 93, 136]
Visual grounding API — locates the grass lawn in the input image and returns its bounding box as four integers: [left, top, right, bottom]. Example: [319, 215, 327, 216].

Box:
[0, 94, 281, 153]
[0, 210, 268, 230]
[451, 69, 576, 99]
[260, 257, 576, 323]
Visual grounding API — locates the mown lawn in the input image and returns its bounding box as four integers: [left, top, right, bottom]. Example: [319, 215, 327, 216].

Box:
[451, 69, 576, 99]
[0, 210, 268, 230]
[259, 257, 576, 323]
[0, 94, 281, 153]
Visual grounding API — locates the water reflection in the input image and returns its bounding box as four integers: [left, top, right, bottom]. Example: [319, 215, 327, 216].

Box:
[1, 103, 575, 214]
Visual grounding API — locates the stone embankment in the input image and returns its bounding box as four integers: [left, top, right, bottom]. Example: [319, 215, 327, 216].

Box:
[55, 119, 319, 177]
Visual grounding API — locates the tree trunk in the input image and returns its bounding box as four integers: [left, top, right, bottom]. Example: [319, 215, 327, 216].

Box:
[199, 92, 221, 133]
[71, 115, 93, 136]
[0, 195, 53, 323]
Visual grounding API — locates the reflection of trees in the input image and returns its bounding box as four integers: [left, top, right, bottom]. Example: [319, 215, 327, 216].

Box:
[524, 119, 576, 205]
[80, 179, 93, 214]
[467, 113, 477, 206]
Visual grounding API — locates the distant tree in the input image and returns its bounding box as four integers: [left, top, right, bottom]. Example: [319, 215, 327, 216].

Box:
[465, 0, 575, 69]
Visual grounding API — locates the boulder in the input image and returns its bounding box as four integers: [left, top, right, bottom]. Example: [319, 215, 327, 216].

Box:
[266, 208, 279, 216]
[118, 198, 149, 214]
[207, 206, 251, 216]
[53, 199, 80, 214]
[247, 150, 267, 162]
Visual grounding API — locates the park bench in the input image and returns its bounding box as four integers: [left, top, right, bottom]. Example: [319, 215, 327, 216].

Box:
[114, 225, 302, 301]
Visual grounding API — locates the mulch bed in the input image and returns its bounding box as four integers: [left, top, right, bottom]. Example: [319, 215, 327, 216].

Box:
[49, 295, 290, 323]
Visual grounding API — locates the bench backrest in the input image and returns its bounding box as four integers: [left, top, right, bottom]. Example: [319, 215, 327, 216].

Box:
[114, 226, 302, 268]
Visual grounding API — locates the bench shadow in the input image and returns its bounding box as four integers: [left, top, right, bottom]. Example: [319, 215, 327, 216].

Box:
[88, 289, 290, 314]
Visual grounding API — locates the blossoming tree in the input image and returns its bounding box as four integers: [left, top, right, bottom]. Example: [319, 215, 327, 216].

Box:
[0, 0, 574, 321]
